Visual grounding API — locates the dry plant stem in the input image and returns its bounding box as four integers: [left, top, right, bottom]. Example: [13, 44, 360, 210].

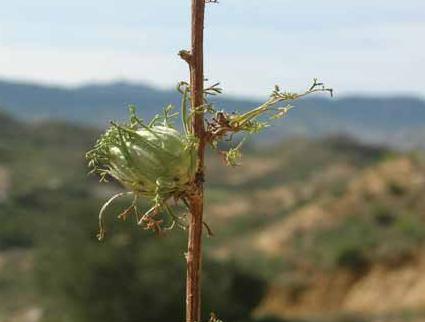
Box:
[186, 0, 206, 322]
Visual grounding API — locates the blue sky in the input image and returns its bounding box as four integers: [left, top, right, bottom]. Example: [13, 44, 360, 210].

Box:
[0, 0, 424, 98]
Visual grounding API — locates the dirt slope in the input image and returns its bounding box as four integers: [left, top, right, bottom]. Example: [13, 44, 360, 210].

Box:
[254, 156, 425, 319]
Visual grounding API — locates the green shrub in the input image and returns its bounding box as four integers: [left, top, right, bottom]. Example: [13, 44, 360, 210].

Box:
[34, 206, 266, 322]
[387, 181, 407, 196]
[336, 247, 370, 274]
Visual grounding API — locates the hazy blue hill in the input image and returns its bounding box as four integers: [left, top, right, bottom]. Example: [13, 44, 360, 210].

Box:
[1, 79, 425, 148]
[263, 96, 425, 148]
[0, 80, 176, 123]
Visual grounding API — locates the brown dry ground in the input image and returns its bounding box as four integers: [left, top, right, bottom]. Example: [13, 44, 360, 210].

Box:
[2, 139, 425, 322]
[208, 156, 425, 321]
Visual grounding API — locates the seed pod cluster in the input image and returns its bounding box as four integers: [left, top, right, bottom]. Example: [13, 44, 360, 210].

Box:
[86, 107, 198, 239]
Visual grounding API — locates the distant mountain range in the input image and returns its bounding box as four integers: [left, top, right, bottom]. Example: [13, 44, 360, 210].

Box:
[1, 79, 425, 149]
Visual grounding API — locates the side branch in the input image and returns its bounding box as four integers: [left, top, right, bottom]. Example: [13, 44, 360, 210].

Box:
[205, 79, 333, 142]
[179, 50, 193, 65]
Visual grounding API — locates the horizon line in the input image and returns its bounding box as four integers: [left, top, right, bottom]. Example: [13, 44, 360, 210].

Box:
[0, 76, 424, 102]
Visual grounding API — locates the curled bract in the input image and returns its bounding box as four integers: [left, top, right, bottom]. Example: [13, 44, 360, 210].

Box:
[86, 106, 198, 239]
[87, 79, 332, 239]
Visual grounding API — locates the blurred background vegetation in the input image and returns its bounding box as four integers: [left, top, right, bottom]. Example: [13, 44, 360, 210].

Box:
[1, 83, 425, 322]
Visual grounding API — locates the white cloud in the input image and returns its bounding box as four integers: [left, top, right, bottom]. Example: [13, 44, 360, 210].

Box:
[0, 45, 187, 89]
[0, 0, 424, 98]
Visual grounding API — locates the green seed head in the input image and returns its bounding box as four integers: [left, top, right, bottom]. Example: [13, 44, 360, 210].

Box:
[87, 113, 198, 201]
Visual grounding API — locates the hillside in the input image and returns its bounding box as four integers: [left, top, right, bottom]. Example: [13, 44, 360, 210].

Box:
[1, 111, 425, 322]
[1, 79, 425, 149]
[254, 156, 425, 322]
